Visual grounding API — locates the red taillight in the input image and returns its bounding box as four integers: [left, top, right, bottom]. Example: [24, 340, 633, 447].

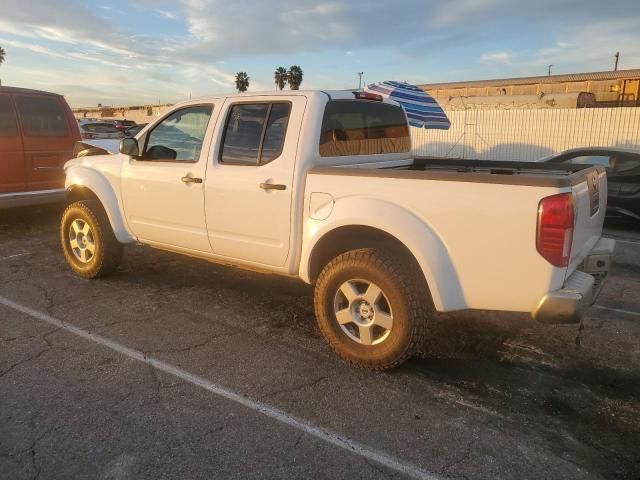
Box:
[354, 91, 383, 101]
[536, 193, 574, 267]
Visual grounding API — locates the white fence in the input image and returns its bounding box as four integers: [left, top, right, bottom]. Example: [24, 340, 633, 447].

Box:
[411, 107, 640, 161]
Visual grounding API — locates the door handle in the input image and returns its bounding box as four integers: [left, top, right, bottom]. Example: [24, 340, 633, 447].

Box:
[181, 176, 203, 184]
[259, 182, 286, 191]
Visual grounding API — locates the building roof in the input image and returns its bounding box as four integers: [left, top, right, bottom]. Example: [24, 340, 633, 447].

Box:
[419, 69, 640, 90]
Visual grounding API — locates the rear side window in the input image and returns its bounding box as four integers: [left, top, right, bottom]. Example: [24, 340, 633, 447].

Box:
[614, 156, 640, 176]
[0, 95, 18, 137]
[16, 95, 69, 137]
[563, 155, 612, 167]
[82, 123, 120, 133]
[319, 100, 410, 157]
[220, 102, 291, 165]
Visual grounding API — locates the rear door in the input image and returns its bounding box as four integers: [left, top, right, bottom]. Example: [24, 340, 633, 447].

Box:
[205, 97, 304, 267]
[14, 94, 78, 191]
[0, 94, 26, 193]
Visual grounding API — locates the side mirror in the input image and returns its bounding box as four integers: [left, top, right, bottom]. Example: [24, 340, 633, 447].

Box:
[119, 137, 139, 157]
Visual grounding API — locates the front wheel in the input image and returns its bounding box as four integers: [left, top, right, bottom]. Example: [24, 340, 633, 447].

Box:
[60, 200, 123, 279]
[314, 248, 429, 370]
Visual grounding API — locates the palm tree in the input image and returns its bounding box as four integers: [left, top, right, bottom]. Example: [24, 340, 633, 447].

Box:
[274, 67, 288, 90]
[235, 72, 250, 93]
[287, 65, 303, 90]
[0, 46, 5, 86]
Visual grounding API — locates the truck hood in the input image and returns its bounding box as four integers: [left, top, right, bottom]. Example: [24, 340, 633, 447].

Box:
[64, 153, 124, 173]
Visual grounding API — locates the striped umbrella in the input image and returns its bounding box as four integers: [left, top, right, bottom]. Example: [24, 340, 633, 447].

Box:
[365, 80, 450, 130]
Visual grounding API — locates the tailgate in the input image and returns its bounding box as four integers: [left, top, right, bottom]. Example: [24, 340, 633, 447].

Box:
[567, 167, 607, 275]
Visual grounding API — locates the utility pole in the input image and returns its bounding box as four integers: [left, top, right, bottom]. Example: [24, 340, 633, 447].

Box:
[547, 65, 553, 76]
[357, 72, 364, 90]
[614, 52, 620, 71]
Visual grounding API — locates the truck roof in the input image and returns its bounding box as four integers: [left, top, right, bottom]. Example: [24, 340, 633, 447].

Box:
[0, 85, 64, 96]
[174, 89, 399, 108]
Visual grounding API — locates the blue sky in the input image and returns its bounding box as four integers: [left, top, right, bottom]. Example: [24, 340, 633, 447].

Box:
[1, 0, 639, 107]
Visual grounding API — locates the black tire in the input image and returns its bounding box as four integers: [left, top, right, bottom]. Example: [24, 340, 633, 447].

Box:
[314, 248, 430, 370]
[60, 200, 123, 279]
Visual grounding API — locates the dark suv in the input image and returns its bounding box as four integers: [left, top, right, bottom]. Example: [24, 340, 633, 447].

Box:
[541, 147, 640, 221]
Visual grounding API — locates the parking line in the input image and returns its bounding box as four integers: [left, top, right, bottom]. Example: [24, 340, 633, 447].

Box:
[0, 294, 441, 480]
[0, 252, 29, 261]
[593, 305, 640, 317]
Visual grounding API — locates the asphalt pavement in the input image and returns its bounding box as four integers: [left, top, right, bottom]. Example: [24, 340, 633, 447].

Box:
[1, 206, 639, 480]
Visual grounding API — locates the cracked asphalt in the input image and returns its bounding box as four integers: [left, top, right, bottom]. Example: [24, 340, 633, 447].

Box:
[1, 205, 639, 480]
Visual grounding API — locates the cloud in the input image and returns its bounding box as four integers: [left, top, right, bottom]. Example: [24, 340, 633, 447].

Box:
[155, 9, 178, 20]
[480, 51, 516, 64]
[1, 0, 639, 105]
[483, 18, 640, 75]
[0, 0, 138, 56]
[430, 0, 498, 27]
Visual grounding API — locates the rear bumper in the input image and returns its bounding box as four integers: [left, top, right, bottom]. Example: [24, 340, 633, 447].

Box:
[533, 237, 615, 324]
[0, 189, 67, 209]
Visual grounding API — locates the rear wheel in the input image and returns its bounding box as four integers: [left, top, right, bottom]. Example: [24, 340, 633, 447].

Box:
[314, 248, 429, 370]
[60, 200, 123, 278]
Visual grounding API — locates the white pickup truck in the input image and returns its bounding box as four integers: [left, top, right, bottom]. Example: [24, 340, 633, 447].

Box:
[62, 90, 615, 370]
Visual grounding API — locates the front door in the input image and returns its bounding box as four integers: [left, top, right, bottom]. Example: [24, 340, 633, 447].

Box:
[0, 94, 26, 194]
[121, 103, 216, 253]
[205, 97, 305, 267]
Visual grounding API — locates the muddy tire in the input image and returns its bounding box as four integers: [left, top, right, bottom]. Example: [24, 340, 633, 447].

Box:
[60, 200, 123, 279]
[314, 248, 429, 370]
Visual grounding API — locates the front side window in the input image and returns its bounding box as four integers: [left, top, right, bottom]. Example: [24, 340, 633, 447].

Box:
[319, 100, 410, 157]
[0, 95, 18, 137]
[145, 105, 213, 162]
[220, 102, 291, 165]
[15, 95, 68, 137]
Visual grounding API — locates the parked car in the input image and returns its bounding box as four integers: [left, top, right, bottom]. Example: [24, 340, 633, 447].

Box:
[111, 119, 137, 133]
[539, 147, 640, 221]
[124, 123, 147, 137]
[61, 90, 614, 369]
[78, 120, 123, 140]
[0, 86, 80, 208]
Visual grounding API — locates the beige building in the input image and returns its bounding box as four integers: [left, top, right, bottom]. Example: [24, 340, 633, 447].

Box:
[72, 104, 172, 123]
[419, 69, 640, 106]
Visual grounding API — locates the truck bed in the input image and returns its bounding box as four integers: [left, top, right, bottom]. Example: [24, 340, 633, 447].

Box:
[306, 156, 607, 313]
[310, 157, 604, 188]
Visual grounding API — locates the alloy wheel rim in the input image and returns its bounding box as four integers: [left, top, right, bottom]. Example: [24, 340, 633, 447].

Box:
[69, 218, 95, 264]
[333, 279, 393, 345]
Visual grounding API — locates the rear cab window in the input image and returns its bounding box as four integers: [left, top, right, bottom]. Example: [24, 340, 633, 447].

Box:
[319, 100, 410, 157]
[15, 95, 69, 137]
